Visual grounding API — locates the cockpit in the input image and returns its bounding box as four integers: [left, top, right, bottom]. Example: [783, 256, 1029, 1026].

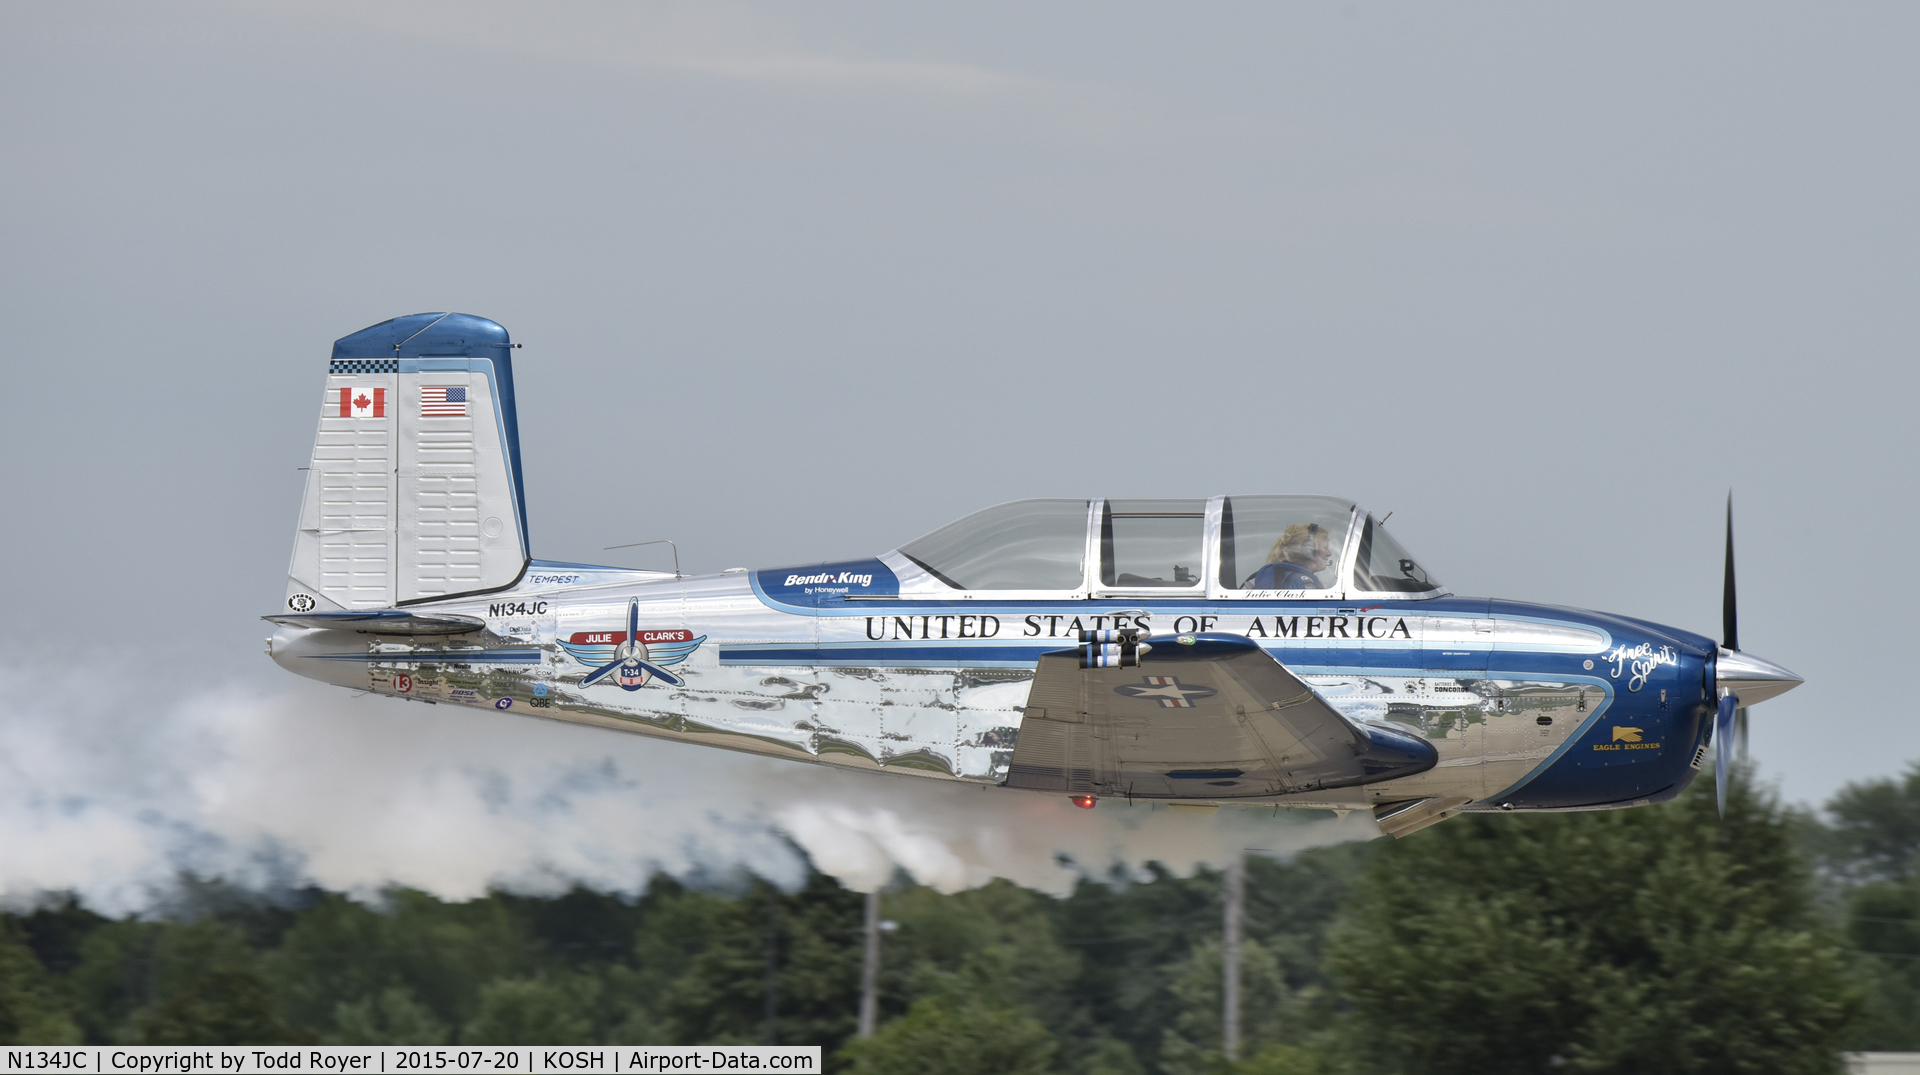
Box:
[886, 496, 1443, 600]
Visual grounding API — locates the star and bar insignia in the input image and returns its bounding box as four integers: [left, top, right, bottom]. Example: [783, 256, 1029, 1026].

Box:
[1114, 675, 1219, 708]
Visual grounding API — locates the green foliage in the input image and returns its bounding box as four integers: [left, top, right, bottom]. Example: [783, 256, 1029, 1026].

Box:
[659, 875, 865, 1048]
[1823, 765, 1920, 1050]
[463, 977, 596, 1045]
[886, 881, 1081, 1023]
[63, 915, 279, 1044]
[1826, 763, 1920, 883]
[5, 774, 1905, 1065]
[1841, 874, 1920, 1051]
[326, 986, 449, 1045]
[840, 997, 1058, 1075]
[1073, 1036, 1147, 1075]
[268, 888, 533, 1036]
[137, 966, 306, 1045]
[1156, 937, 1290, 1075]
[1220, 1043, 1338, 1075]
[1052, 861, 1227, 1058]
[12, 897, 109, 982]
[1329, 775, 1858, 1075]
[62, 921, 157, 1042]
[1047, 843, 1373, 1072]
[0, 921, 79, 1045]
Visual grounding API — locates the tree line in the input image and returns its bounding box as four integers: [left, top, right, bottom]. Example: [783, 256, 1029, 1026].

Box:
[7, 765, 1920, 1073]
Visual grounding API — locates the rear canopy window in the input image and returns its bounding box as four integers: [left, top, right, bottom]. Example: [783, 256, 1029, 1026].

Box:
[898, 499, 1089, 590]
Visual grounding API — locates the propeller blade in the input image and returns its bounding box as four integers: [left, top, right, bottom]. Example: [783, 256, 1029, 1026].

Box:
[582, 600, 677, 688]
[1715, 692, 1739, 816]
[581, 659, 622, 686]
[1723, 494, 1739, 653]
[1721, 497, 1752, 783]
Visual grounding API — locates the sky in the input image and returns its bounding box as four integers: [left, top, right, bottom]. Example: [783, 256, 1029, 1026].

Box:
[1, 1, 1915, 908]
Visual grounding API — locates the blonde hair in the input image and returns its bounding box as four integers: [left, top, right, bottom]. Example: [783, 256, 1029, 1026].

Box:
[1267, 523, 1324, 565]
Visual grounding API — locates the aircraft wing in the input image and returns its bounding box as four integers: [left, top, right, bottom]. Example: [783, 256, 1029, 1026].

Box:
[262, 610, 486, 635]
[1007, 633, 1437, 800]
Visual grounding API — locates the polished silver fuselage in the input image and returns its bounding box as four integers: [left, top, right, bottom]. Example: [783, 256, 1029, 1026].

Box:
[270, 563, 1733, 814]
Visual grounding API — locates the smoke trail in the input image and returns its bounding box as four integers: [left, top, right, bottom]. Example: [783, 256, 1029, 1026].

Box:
[0, 665, 1378, 914]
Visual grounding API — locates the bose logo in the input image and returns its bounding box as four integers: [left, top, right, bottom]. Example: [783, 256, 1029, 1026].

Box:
[785, 572, 875, 587]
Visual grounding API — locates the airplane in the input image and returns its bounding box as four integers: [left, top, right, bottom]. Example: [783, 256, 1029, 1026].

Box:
[266, 313, 1802, 837]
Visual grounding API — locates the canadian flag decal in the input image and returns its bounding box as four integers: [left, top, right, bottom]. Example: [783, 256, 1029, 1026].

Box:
[339, 387, 386, 418]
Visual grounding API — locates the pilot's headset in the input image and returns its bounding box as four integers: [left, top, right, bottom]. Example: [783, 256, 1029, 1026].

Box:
[1286, 522, 1325, 560]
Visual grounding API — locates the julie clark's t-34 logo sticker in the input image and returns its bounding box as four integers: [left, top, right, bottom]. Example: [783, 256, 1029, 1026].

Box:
[559, 598, 706, 691]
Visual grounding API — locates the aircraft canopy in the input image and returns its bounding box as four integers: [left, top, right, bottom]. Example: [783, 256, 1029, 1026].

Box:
[891, 496, 1443, 600]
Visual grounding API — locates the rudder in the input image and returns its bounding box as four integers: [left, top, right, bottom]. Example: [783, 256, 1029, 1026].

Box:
[284, 313, 529, 612]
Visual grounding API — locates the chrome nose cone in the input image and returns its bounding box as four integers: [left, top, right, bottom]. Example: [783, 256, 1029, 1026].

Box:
[1716, 648, 1804, 706]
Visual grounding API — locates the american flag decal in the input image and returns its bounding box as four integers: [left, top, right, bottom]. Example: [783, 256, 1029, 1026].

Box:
[421, 386, 468, 417]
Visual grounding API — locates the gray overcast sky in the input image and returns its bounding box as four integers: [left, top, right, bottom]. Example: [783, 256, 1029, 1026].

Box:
[2, 1, 1914, 825]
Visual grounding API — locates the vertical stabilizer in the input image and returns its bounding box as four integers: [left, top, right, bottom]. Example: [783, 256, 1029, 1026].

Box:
[284, 313, 529, 612]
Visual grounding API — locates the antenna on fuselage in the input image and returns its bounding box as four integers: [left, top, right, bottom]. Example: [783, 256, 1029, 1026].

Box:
[605, 538, 681, 578]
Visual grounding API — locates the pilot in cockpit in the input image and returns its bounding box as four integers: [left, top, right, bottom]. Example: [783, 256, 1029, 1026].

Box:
[1244, 523, 1332, 590]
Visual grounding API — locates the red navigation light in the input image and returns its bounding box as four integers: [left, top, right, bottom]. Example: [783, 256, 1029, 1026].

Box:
[1070, 794, 1096, 810]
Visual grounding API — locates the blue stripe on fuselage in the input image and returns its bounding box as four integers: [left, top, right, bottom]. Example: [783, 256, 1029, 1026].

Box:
[720, 643, 1052, 668]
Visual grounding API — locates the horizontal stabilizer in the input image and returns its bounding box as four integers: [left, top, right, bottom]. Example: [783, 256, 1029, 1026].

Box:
[263, 610, 486, 635]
